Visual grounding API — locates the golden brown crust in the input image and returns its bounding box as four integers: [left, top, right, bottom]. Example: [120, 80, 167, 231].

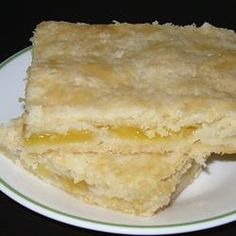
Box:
[23, 21, 236, 156]
[26, 22, 236, 136]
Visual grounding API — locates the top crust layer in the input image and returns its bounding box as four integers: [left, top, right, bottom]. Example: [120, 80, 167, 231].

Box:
[25, 21, 236, 134]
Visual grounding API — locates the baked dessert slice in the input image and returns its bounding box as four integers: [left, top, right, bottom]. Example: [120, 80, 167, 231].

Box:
[0, 118, 202, 216]
[25, 21, 236, 156]
[1, 21, 236, 216]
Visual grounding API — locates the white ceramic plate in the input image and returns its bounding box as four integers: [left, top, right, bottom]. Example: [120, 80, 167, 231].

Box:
[0, 48, 236, 235]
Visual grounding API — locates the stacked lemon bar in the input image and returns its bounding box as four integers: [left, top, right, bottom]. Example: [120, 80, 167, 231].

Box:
[1, 21, 236, 215]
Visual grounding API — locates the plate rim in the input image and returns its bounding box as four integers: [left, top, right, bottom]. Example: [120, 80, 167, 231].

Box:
[1, 173, 236, 229]
[0, 47, 236, 234]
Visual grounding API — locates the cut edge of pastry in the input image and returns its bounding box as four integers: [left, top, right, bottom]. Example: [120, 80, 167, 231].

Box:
[23, 156, 202, 216]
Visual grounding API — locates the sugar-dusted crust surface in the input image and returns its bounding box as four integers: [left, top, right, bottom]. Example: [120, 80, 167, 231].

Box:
[23, 21, 236, 155]
[26, 21, 236, 136]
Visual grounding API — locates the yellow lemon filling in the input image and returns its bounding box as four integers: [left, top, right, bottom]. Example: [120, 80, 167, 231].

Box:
[26, 130, 94, 146]
[35, 164, 89, 193]
[25, 126, 197, 146]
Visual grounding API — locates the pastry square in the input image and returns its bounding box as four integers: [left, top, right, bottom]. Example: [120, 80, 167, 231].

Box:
[0, 118, 202, 216]
[24, 21, 236, 156]
[1, 21, 236, 216]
